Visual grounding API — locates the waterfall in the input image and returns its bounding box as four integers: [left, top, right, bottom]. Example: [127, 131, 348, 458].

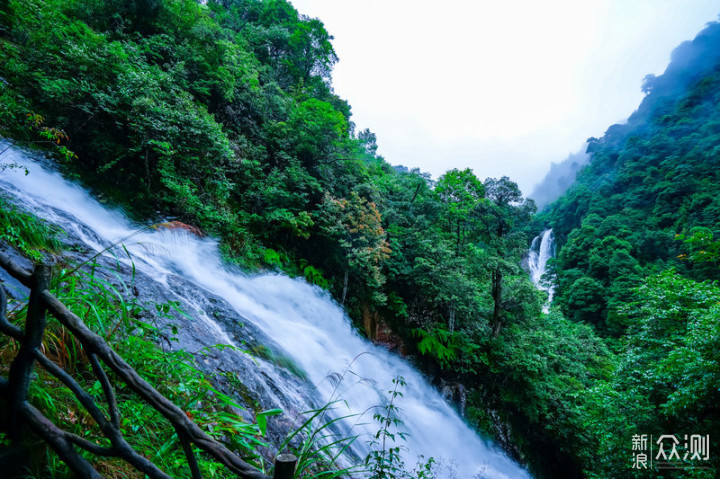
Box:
[528, 229, 555, 312]
[0, 142, 530, 478]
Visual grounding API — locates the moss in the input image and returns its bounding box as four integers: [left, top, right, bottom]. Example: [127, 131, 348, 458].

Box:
[250, 344, 308, 381]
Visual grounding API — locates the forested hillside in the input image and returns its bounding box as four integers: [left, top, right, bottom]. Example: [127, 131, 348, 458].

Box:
[545, 21, 720, 334]
[529, 149, 588, 209]
[0, 0, 544, 386]
[1, 0, 720, 477]
[540, 20, 720, 478]
[0, 0, 578, 476]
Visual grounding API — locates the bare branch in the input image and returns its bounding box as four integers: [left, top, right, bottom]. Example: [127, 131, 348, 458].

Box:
[178, 429, 203, 479]
[21, 400, 103, 479]
[0, 283, 22, 339]
[0, 257, 271, 479]
[33, 349, 113, 432]
[66, 433, 117, 456]
[33, 351, 174, 479]
[0, 251, 32, 287]
[89, 353, 120, 429]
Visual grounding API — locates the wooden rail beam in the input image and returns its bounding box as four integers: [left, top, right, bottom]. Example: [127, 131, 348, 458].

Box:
[0, 260, 279, 479]
[41, 290, 272, 479]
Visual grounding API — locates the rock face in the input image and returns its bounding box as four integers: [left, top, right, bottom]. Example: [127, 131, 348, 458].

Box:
[488, 409, 525, 464]
[361, 302, 406, 355]
[0, 243, 31, 300]
[439, 380, 467, 417]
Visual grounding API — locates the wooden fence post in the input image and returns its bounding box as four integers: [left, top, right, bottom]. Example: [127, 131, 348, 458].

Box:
[6, 264, 51, 441]
[273, 454, 297, 479]
[0, 258, 275, 479]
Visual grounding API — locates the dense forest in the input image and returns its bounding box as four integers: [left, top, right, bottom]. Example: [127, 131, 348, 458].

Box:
[0, 0, 719, 477]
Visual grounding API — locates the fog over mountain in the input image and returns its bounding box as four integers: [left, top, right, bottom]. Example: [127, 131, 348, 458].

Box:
[530, 147, 589, 209]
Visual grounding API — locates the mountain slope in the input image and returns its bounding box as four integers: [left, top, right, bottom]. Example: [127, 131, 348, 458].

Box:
[544, 20, 720, 334]
[538, 22, 720, 478]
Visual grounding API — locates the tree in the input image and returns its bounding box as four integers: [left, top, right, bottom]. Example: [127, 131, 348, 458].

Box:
[477, 176, 535, 335]
[317, 191, 391, 304]
[285, 98, 348, 176]
[435, 168, 485, 255]
[566, 277, 605, 326]
[357, 128, 378, 156]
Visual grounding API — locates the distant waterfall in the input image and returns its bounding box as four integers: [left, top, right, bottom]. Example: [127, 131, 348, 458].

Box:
[528, 229, 556, 312]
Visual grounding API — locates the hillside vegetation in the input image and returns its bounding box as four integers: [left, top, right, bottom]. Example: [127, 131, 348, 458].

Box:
[541, 20, 720, 478]
[1, 1, 720, 477]
[545, 22, 720, 335]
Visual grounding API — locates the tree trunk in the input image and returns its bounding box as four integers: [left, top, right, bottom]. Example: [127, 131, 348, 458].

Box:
[340, 270, 348, 306]
[491, 268, 503, 337]
[448, 304, 456, 333]
[456, 222, 461, 256]
[144, 148, 151, 193]
[410, 182, 422, 203]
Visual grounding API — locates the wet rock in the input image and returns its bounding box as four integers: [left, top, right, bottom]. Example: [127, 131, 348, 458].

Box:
[0, 243, 31, 300]
[439, 380, 467, 417]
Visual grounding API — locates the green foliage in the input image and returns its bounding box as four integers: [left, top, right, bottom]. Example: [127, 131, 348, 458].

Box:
[572, 271, 720, 478]
[677, 227, 720, 266]
[0, 195, 62, 261]
[0, 257, 272, 478]
[622, 271, 720, 422]
[435, 168, 484, 255]
[545, 23, 720, 333]
[261, 248, 330, 289]
[8, 1, 720, 477]
[317, 191, 391, 303]
[469, 309, 613, 478]
[411, 327, 458, 370]
[365, 376, 436, 479]
[365, 376, 409, 479]
[278, 399, 362, 478]
[535, 25, 720, 475]
[276, 360, 372, 478]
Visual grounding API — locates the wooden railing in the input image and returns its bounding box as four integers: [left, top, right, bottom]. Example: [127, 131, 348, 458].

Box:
[0, 252, 297, 479]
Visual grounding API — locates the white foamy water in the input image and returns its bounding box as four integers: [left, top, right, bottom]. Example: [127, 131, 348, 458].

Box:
[528, 229, 555, 313]
[0, 143, 530, 478]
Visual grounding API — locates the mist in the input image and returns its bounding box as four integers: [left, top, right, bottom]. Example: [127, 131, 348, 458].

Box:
[530, 147, 589, 209]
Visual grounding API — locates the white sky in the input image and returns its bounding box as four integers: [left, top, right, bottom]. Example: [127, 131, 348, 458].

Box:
[290, 0, 720, 195]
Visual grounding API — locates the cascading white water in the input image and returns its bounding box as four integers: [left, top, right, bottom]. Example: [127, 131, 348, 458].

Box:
[527, 229, 555, 313]
[0, 143, 530, 479]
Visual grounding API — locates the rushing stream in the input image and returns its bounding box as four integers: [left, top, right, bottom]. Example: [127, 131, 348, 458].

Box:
[0, 142, 530, 478]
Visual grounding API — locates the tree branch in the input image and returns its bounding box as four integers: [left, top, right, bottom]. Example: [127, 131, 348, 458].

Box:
[0, 257, 271, 478]
[0, 283, 23, 339]
[89, 353, 120, 429]
[33, 350, 173, 479]
[66, 433, 117, 456]
[0, 251, 32, 287]
[33, 349, 113, 432]
[178, 429, 203, 479]
[21, 401, 103, 479]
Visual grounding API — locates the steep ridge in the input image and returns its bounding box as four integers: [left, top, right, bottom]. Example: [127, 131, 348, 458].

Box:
[520, 22, 720, 478]
[543, 20, 720, 334]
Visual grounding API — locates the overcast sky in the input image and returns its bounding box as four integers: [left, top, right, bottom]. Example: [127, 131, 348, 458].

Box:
[289, 0, 719, 195]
